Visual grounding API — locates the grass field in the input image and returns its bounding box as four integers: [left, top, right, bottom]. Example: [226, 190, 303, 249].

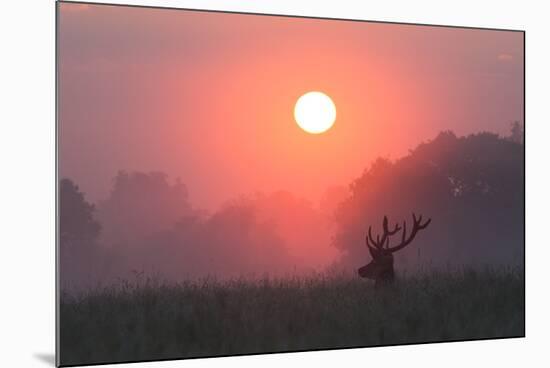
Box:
[59, 267, 524, 366]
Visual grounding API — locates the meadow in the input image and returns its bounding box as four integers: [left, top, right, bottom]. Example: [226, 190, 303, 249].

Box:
[59, 267, 524, 366]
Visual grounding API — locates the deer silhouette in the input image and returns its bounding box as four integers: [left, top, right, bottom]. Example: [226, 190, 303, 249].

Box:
[358, 213, 431, 287]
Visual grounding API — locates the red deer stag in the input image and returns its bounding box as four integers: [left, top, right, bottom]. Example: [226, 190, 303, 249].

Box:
[358, 213, 431, 287]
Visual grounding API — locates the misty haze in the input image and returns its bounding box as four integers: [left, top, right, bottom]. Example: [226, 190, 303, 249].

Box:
[57, 3, 524, 366]
[60, 129, 524, 287]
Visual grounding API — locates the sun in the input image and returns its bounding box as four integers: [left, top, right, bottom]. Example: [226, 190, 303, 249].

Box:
[294, 91, 336, 134]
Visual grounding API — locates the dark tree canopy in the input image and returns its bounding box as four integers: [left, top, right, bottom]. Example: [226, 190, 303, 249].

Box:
[97, 171, 195, 247]
[333, 131, 524, 271]
[59, 178, 101, 251]
[59, 178, 103, 287]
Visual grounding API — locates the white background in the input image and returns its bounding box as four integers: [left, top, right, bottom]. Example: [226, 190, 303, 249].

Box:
[0, 0, 548, 367]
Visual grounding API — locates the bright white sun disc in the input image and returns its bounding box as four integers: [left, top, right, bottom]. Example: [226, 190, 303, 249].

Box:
[294, 91, 336, 134]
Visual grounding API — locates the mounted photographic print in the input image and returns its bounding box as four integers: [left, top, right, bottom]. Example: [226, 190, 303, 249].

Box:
[56, 1, 525, 366]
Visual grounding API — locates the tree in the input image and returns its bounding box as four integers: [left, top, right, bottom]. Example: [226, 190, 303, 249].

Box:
[333, 131, 524, 272]
[97, 171, 194, 247]
[59, 178, 100, 252]
[509, 121, 524, 144]
[125, 196, 293, 279]
[59, 178, 102, 287]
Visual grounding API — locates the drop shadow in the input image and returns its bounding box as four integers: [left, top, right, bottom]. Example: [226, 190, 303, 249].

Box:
[34, 353, 56, 366]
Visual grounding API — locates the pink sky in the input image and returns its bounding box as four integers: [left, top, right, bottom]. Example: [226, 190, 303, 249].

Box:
[58, 2, 524, 210]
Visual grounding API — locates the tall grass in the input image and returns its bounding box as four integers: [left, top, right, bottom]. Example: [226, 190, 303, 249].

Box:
[59, 267, 524, 366]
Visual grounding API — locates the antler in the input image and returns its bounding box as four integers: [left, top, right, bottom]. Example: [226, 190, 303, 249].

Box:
[386, 213, 431, 253]
[365, 215, 401, 251]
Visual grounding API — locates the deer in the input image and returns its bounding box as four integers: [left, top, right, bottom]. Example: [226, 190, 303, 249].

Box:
[358, 213, 431, 287]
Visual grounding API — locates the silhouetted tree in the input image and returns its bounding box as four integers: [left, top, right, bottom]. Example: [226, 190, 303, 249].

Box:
[60, 179, 100, 248]
[59, 178, 102, 287]
[97, 171, 194, 247]
[126, 197, 293, 279]
[94, 172, 300, 280]
[333, 131, 524, 272]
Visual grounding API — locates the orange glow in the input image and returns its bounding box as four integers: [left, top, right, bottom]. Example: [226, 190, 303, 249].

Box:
[59, 2, 524, 213]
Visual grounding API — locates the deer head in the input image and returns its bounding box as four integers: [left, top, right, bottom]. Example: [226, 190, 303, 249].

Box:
[358, 213, 431, 285]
